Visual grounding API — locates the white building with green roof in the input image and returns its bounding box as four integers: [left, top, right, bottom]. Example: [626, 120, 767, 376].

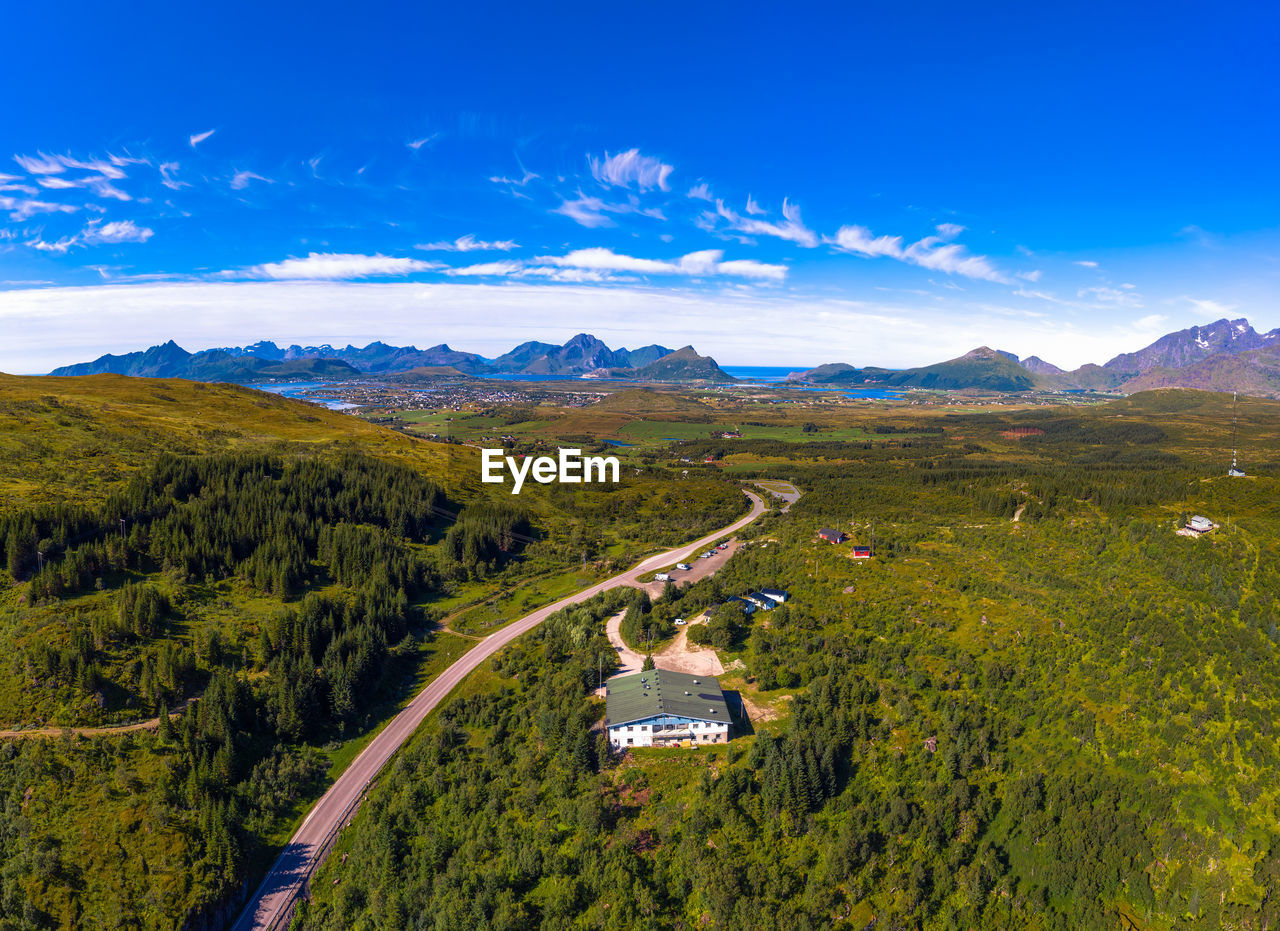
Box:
[605, 669, 731, 749]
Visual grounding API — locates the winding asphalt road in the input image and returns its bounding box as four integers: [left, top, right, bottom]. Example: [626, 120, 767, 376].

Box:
[233, 489, 766, 930]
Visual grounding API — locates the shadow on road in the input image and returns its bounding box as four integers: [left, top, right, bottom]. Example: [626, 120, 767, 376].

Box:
[232, 841, 312, 930]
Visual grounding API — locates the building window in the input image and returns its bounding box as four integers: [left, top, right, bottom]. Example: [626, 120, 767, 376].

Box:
[627, 725, 634, 732]
[627, 738, 633, 745]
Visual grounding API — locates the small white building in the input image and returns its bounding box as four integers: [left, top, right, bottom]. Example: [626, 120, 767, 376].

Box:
[606, 670, 731, 749]
[1187, 515, 1214, 534]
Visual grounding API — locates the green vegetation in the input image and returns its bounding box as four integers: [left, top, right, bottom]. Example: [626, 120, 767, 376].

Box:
[6, 372, 1280, 929]
[0, 374, 747, 929]
[303, 389, 1280, 930]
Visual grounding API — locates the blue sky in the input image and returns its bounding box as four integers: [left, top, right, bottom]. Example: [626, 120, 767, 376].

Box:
[3, 0, 1279, 372]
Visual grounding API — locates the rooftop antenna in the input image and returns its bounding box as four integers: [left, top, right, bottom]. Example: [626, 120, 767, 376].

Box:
[1229, 392, 1246, 477]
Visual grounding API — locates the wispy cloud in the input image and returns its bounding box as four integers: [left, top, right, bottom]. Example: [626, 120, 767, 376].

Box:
[687, 182, 712, 201]
[158, 162, 187, 190]
[745, 195, 766, 216]
[552, 192, 665, 228]
[827, 225, 904, 258]
[14, 152, 135, 180]
[1074, 259, 1099, 268]
[189, 129, 216, 148]
[14, 153, 70, 175]
[828, 222, 1007, 282]
[241, 252, 440, 280]
[230, 170, 271, 190]
[489, 170, 539, 187]
[83, 220, 154, 245]
[416, 234, 519, 252]
[714, 197, 818, 247]
[539, 246, 786, 281]
[20, 219, 154, 252]
[407, 134, 440, 151]
[25, 236, 78, 254]
[0, 196, 78, 221]
[588, 149, 673, 191]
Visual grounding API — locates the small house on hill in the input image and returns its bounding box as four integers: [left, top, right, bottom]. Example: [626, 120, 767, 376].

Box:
[605, 670, 731, 749]
[1186, 515, 1214, 534]
[759, 588, 789, 603]
[818, 528, 847, 544]
[851, 545, 872, 559]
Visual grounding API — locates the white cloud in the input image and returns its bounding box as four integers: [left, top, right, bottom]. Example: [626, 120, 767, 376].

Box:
[86, 177, 131, 201]
[687, 182, 712, 201]
[19, 219, 154, 253]
[37, 176, 80, 190]
[243, 252, 440, 280]
[714, 197, 818, 247]
[588, 149, 673, 191]
[26, 236, 78, 254]
[828, 222, 1007, 282]
[828, 225, 904, 258]
[904, 236, 1006, 283]
[416, 234, 519, 252]
[407, 134, 440, 151]
[230, 170, 271, 191]
[83, 220, 154, 245]
[158, 162, 187, 190]
[553, 193, 613, 228]
[539, 247, 787, 281]
[189, 129, 216, 148]
[552, 192, 664, 228]
[0, 196, 78, 221]
[1016, 269, 1042, 282]
[745, 195, 766, 216]
[1074, 260, 1099, 268]
[489, 170, 539, 187]
[442, 261, 524, 277]
[15, 153, 133, 180]
[14, 153, 68, 175]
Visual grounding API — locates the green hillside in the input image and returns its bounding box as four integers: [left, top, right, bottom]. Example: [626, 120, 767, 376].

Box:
[0, 374, 747, 929]
[302, 392, 1280, 931]
[625, 346, 738, 383]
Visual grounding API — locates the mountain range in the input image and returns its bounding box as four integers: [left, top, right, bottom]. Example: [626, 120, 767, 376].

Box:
[48, 334, 736, 384]
[786, 318, 1280, 397]
[44, 318, 1280, 396]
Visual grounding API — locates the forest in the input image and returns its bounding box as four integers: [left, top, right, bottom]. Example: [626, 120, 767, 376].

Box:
[301, 395, 1280, 930]
[2, 379, 1280, 929]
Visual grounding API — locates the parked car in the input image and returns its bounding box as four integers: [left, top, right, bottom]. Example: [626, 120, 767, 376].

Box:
[718, 543, 729, 550]
[673, 618, 685, 626]
[676, 563, 691, 571]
